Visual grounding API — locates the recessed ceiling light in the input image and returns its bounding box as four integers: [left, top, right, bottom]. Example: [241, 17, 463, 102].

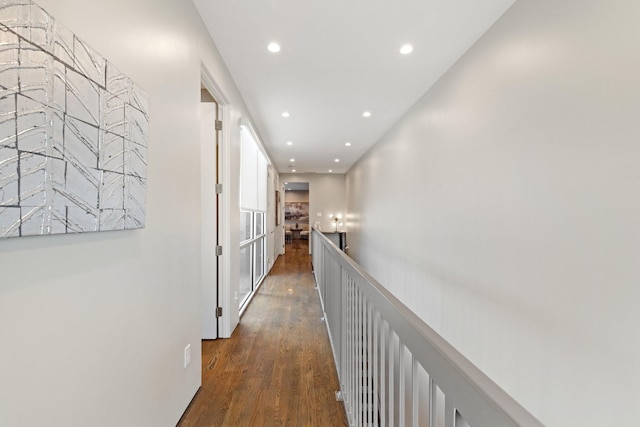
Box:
[345, 142, 352, 147]
[292, 169, 296, 172]
[362, 111, 372, 118]
[290, 158, 295, 162]
[335, 158, 340, 163]
[286, 141, 293, 146]
[267, 42, 281, 53]
[400, 44, 414, 55]
[328, 170, 333, 173]
[281, 111, 290, 118]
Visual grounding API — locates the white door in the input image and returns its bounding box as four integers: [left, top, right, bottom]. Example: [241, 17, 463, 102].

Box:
[200, 90, 220, 339]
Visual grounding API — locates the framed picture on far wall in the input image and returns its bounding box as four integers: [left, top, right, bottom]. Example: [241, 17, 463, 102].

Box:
[284, 202, 309, 222]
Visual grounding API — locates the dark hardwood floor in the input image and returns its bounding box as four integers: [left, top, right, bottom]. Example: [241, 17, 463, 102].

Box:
[177, 240, 349, 427]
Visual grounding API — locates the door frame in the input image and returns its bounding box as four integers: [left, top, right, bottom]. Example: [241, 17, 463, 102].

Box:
[201, 65, 232, 338]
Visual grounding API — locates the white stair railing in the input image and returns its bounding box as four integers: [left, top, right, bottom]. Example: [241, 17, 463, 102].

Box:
[311, 228, 543, 427]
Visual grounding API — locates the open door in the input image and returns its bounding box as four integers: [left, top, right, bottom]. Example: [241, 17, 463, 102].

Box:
[201, 88, 221, 339]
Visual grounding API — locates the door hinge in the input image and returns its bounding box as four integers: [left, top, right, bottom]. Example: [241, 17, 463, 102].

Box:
[215, 183, 222, 194]
[215, 120, 222, 131]
[215, 307, 223, 318]
[216, 245, 223, 256]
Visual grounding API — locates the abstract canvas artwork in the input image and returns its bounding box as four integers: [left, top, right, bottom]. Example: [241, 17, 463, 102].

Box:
[284, 202, 309, 222]
[0, 0, 148, 238]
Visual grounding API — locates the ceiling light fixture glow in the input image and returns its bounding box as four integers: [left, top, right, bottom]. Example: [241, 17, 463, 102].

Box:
[329, 170, 333, 173]
[290, 158, 295, 162]
[345, 142, 352, 147]
[292, 169, 296, 172]
[400, 44, 414, 55]
[267, 42, 281, 53]
[362, 111, 372, 118]
[281, 111, 290, 118]
[335, 158, 340, 163]
[286, 141, 293, 146]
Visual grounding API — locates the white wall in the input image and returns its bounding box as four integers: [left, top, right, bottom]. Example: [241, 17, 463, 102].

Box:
[0, 0, 256, 425]
[279, 174, 345, 255]
[346, 0, 640, 425]
[284, 190, 309, 203]
[281, 173, 347, 232]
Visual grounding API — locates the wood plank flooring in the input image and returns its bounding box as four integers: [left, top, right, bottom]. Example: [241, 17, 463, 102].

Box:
[177, 240, 349, 427]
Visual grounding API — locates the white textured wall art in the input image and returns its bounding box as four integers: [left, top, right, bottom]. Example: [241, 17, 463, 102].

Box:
[0, 0, 148, 238]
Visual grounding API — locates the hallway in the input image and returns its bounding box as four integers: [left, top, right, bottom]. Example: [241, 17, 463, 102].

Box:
[177, 241, 348, 426]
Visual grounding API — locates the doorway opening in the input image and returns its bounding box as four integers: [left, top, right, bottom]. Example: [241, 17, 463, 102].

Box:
[283, 182, 309, 251]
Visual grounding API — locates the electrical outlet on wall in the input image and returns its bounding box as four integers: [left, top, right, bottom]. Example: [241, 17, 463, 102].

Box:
[184, 344, 191, 368]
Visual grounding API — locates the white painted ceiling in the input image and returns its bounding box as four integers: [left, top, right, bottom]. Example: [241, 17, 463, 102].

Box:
[193, 0, 515, 174]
